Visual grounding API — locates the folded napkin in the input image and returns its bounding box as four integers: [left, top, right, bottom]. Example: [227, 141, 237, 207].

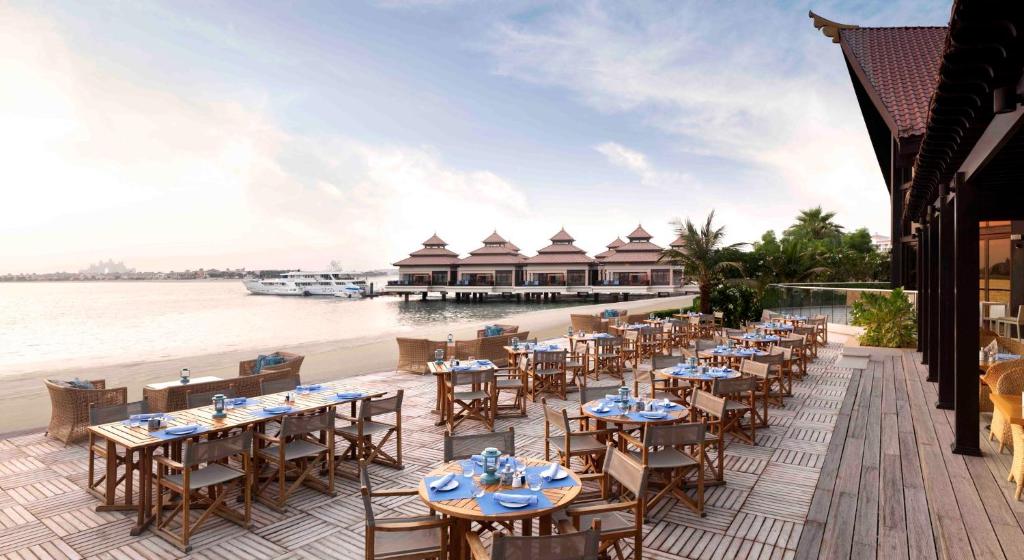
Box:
[166, 424, 200, 435]
[133, 413, 162, 421]
[429, 473, 455, 491]
[474, 360, 493, 367]
[542, 462, 561, 480]
[493, 492, 538, 505]
[297, 384, 322, 391]
[996, 353, 1022, 361]
[986, 340, 1000, 355]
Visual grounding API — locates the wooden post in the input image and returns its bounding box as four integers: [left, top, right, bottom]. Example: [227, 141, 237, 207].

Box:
[918, 222, 928, 362]
[937, 185, 955, 409]
[927, 206, 940, 382]
[952, 173, 981, 456]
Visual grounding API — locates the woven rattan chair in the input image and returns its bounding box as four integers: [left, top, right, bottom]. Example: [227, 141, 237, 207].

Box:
[620, 421, 705, 514]
[45, 379, 126, 444]
[260, 375, 299, 395]
[1011, 425, 1024, 501]
[238, 351, 304, 376]
[989, 362, 1024, 453]
[571, 314, 606, 335]
[359, 461, 447, 560]
[467, 529, 600, 560]
[543, 399, 610, 473]
[254, 410, 336, 511]
[336, 391, 403, 470]
[443, 428, 516, 462]
[560, 443, 648, 560]
[155, 431, 252, 553]
[395, 338, 448, 374]
[185, 386, 236, 409]
[476, 324, 519, 338]
[88, 400, 148, 509]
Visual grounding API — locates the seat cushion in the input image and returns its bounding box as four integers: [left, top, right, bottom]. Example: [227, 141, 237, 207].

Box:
[257, 439, 327, 461]
[547, 434, 606, 454]
[453, 390, 489, 401]
[534, 369, 563, 377]
[496, 379, 523, 389]
[373, 516, 442, 558]
[570, 500, 636, 534]
[629, 448, 697, 470]
[165, 463, 244, 490]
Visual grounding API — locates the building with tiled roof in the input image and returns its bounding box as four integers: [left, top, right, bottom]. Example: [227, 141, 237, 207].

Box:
[391, 234, 459, 286]
[524, 229, 594, 287]
[456, 232, 525, 287]
[594, 238, 625, 261]
[597, 225, 682, 287]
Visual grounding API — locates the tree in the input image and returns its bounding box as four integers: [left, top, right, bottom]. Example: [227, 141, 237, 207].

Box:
[785, 206, 844, 242]
[660, 211, 745, 313]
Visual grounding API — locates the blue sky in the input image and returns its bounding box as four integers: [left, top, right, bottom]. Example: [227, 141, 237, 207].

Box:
[2, 1, 951, 273]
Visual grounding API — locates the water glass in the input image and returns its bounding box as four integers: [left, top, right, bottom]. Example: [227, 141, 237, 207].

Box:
[461, 460, 475, 480]
[226, 399, 235, 411]
[128, 415, 140, 428]
[472, 481, 486, 498]
[527, 473, 542, 492]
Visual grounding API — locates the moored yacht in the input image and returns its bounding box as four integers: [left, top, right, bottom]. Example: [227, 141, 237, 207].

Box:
[243, 271, 367, 297]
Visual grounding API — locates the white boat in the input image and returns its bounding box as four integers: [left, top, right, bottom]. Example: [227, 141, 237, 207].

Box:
[243, 271, 367, 297]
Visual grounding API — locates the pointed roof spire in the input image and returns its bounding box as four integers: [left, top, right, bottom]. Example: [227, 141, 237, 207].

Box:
[422, 233, 447, 246]
[606, 237, 625, 249]
[627, 224, 652, 240]
[550, 228, 575, 243]
[482, 231, 508, 244]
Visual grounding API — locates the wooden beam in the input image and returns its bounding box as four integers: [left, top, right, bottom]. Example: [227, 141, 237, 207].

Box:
[952, 174, 981, 456]
[936, 185, 955, 409]
[917, 224, 926, 357]
[960, 104, 1024, 183]
[927, 208, 940, 382]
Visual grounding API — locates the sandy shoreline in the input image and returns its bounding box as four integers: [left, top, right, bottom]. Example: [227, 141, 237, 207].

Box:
[1, 295, 694, 435]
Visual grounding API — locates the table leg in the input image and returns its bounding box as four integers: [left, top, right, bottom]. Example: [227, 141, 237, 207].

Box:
[434, 374, 447, 427]
[451, 517, 470, 560]
[104, 440, 116, 507]
[130, 448, 154, 536]
[539, 513, 552, 536]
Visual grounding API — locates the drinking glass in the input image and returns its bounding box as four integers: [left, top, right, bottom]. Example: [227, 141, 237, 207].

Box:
[527, 473, 542, 492]
[226, 399, 235, 411]
[461, 460, 475, 480]
[128, 415, 140, 428]
[472, 481, 485, 498]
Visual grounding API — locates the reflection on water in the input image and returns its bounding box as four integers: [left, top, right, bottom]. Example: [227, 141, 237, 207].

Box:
[390, 298, 588, 325]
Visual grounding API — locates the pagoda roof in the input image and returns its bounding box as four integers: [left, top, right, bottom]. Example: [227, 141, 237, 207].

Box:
[626, 225, 653, 241]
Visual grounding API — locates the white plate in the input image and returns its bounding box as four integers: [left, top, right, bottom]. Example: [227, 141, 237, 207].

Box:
[432, 478, 460, 492]
[166, 425, 198, 435]
[498, 500, 530, 509]
[551, 468, 569, 481]
[640, 412, 667, 419]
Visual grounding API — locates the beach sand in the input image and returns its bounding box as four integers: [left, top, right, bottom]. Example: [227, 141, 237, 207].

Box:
[1, 294, 694, 435]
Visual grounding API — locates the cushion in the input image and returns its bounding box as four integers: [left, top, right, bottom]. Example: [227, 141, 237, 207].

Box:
[68, 378, 94, 390]
[484, 325, 503, 337]
[254, 353, 286, 374]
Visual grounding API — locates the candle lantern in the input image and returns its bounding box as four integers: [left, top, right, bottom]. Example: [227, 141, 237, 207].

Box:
[480, 447, 502, 485]
[180, 367, 191, 384]
[212, 394, 227, 419]
[511, 337, 519, 349]
[434, 348, 445, 364]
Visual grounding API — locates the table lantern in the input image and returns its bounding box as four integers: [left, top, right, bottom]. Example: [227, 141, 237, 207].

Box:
[447, 333, 454, 345]
[434, 348, 445, 364]
[212, 394, 227, 419]
[179, 367, 190, 384]
[567, 325, 573, 337]
[511, 337, 519, 349]
[480, 447, 501, 484]
[618, 385, 630, 403]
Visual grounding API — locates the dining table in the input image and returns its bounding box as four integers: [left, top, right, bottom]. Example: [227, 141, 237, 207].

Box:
[655, 364, 742, 393]
[418, 457, 582, 560]
[729, 333, 781, 348]
[87, 381, 384, 535]
[700, 345, 768, 366]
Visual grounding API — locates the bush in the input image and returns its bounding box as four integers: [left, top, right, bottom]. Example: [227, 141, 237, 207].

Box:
[706, 284, 762, 328]
[850, 287, 916, 348]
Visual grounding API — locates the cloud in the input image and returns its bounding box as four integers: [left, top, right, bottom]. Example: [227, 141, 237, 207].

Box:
[0, 4, 530, 273]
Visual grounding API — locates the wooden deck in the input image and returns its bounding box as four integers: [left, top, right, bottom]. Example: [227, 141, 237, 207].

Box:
[0, 343, 1016, 559]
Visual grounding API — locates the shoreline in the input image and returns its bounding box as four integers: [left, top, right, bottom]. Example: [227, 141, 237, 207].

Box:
[2, 294, 694, 435]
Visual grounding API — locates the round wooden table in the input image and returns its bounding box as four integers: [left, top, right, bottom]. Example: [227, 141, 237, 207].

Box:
[699, 347, 768, 366]
[418, 457, 581, 560]
[728, 333, 781, 347]
[581, 397, 688, 453]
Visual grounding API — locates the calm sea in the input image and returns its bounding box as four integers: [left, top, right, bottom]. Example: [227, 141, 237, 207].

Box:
[0, 280, 589, 374]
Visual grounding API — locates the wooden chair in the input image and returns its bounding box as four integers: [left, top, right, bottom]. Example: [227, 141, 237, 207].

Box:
[665, 319, 688, 351]
[769, 346, 795, 396]
[710, 377, 757, 445]
[633, 355, 686, 404]
[636, 327, 664, 364]
[467, 529, 600, 560]
[543, 399, 610, 473]
[260, 375, 299, 395]
[793, 326, 818, 359]
[185, 386, 236, 409]
[712, 311, 725, 335]
[621, 422, 705, 514]
[254, 410, 336, 511]
[577, 384, 624, 432]
[566, 340, 591, 390]
[592, 336, 625, 380]
[359, 461, 447, 560]
[621, 331, 640, 371]
[777, 335, 808, 379]
[811, 315, 829, 346]
[446, 370, 497, 433]
[44, 379, 126, 444]
[443, 428, 515, 461]
[528, 350, 568, 401]
[689, 390, 727, 482]
[87, 400, 148, 510]
[337, 391, 403, 471]
[155, 431, 252, 553]
[741, 359, 780, 429]
[560, 444, 648, 560]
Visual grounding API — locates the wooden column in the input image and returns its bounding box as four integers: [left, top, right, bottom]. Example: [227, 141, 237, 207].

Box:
[952, 174, 981, 456]
[917, 223, 927, 359]
[927, 207, 940, 381]
[937, 186, 955, 408]
[891, 170, 904, 287]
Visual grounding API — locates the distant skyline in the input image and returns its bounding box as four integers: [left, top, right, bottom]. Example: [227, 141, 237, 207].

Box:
[2, 1, 950, 274]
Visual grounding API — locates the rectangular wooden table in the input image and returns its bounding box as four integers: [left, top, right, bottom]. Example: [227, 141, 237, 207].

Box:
[145, 376, 222, 390]
[88, 380, 384, 535]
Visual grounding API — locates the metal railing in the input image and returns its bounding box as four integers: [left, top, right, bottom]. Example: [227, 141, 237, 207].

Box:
[762, 283, 917, 325]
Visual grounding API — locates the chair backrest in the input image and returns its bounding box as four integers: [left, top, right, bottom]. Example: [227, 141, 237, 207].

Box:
[261, 375, 299, 395]
[534, 350, 566, 369]
[713, 376, 756, 396]
[691, 389, 726, 419]
[594, 336, 622, 352]
[280, 409, 334, 438]
[450, 370, 495, 387]
[186, 386, 236, 409]
[90, 400, 149, 426]
[491, 529, 600, 560]
[740, 359, 770, 379]
[994, 362, 1024, 395]
[651, 354, 681, 370]
[694, 339, 717, 352]
[724, 328, 745, 338]
[183, 430, 252, 468]
[359, 460, 378, 527]
[358, 390, 403, 420]
[444, 428, 515, 461]
[772, 346, 792, 360]
[602, 445, 647, 499]
[578, 384, 622, 406]
[453, 339, 482, 361]
[542, 399, 570, 434]
[643, 421, 705, 448]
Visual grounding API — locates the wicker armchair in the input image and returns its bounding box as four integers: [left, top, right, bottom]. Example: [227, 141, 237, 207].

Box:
[1011, 425, 1024, 501]
[476, 324, 519, 338]
[395, 338, 447, 374]
[45, 379, 127, 444]
[145, 377, 239, 413]
[570, 314, 606, 334]
[989, 362, 1024, 453]
[238, 351, 304, 377]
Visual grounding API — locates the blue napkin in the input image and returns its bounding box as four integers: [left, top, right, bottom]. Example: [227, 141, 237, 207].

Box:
[526, 465, 577, 489]
[995, 353, 1022, 361]
[625, 410, 669, 422]
[150, 424, 209, 441]
[333, 392, 367, 401]
[252, 405, 292, 418]
[423, 474, 476, 502]
[228, 397, 260, 407]
[477, 489, 552, 514]
[297, 384, 324, 392]
[588, 404, 619, 417]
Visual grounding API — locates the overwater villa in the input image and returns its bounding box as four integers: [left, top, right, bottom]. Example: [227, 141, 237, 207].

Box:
[390, 233, 459, 287]
[456, 232, 526, 288]
[522, 228, 593, 288]
[595, 225, 683, 291]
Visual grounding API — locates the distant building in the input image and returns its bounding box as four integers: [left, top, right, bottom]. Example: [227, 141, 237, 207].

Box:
[870, 233, 892, 253]
[456, 232, 526, 286]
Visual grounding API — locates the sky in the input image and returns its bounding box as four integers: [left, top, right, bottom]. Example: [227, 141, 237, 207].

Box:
[1, 0, 952, 274]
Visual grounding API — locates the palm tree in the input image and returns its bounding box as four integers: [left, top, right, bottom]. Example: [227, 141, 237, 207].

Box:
[660, 211, 745, 313]
[785, 206, 844, 242]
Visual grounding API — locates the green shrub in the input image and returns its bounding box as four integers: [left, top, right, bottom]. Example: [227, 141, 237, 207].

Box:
[849, 288, 917, 348]
[706, 284, 762, 328]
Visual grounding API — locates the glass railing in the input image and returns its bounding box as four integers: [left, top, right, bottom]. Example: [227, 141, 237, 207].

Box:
[762, 283, 918, 325]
